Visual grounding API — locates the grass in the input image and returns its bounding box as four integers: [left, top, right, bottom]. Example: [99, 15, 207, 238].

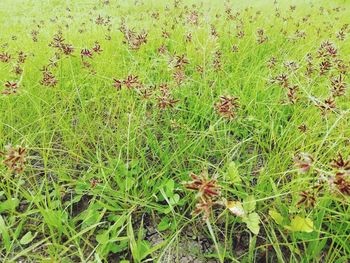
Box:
[0, 0, 350, 262]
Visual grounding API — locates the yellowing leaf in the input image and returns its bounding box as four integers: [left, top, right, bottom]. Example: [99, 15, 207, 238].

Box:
[285, 216, 314, 233]
[226, 200, 245, 217]
[269, 209, 284, 226]
[242, 212, 260, 235]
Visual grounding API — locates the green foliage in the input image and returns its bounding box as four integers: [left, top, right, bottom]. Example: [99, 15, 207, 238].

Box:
[0, 0, 349, 262]
[226, 161, 241, 184]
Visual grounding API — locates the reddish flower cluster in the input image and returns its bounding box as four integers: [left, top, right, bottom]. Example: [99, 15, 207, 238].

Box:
[267, 35, 349, 115]
[90, 178, 101, 188]
[316, 97, 336, 115]
[11, 51, 27, 76]
[256, 28, 268, 44]
[119, 20, 148, 50]
[123, 75, 140, 89]
[157, 86, 179, 110]
[298, 124, 307, 133]
[40, 68, 58, 87]
[80, 48, 93, 59]
[157, 44, 168, 55]
[330, 153, 350, 196]
[213, 50, 222, 71]
[31, 30, 39, 42]
[184, 171, 221, 220]
[330, 74, 347, 97]
[92, 42, 103, 54]
[317, 41, 337, 59]
[215, 95, 240, 119]
[113, 75, 143, 91]
[1, 81, 18, 95]
[286, 85, 299, 104]
[267, 57, 277, 69]
[297, 184, 323, 208]
[173, 69, 186, 86]
[333, 175, 350, 196]
[174, 54, 189, 70]
[165, 53, 189, 86]
[331, 153, 350, 172]
[95, 15, 111, 26]
[297, 152, 350, 206]
[0, 52, 12, 63]
[49, 32, 74, 56]
[293, 152, 314, 174]
[0, 145, 27, 174]
[271, 74, 289, 88]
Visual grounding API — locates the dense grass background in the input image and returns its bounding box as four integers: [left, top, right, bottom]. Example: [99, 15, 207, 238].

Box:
[0, 0, 350, 262]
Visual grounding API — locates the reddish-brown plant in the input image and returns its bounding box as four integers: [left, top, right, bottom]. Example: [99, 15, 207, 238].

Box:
[215, 95, 240, 119]
[293, 152, 314, 174]
[184, 171, 221, 220]
[1, 145, 27, 174]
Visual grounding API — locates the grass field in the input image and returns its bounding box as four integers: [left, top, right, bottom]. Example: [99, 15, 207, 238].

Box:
[1, 0, 350, 262]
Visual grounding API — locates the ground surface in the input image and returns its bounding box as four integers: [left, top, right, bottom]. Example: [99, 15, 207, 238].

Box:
[0, 0, 350, 262]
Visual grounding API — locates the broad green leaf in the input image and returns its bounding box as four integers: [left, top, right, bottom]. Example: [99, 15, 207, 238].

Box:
[0, 198, 20, 213]
[285, 216, 314, 233]
[158, 217, 170, 231]
[243, 212, 260, 235]
[169, 194, 179, 205]
[111, 240, 129, 253]
[165, 179, 174, 196]
[96, 230, 109, 245]
[269, 209, 284, 226]
[78, 203, 104, 227]
[227, 162, 241, 183]
[243, 195, 256, 213]
[163, 207, 171, 214]
[20, 231, 35, 245]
